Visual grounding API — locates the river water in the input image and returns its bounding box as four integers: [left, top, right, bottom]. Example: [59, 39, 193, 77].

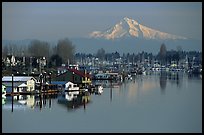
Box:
[2, 72, 202, 133]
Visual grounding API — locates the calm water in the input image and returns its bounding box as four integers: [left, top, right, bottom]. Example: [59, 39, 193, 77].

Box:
[2, 73, 202, 133]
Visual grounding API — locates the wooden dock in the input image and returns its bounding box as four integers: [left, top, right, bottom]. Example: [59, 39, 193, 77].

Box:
[6, 89, 61, 96]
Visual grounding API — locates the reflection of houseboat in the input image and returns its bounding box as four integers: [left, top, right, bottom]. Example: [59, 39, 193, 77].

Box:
[2, 94, 36, 110]
[2, 84, 6, 105]
[2, 84, 6, 99]
[65, 92, 76, 101]
[18, 100, 27, 105]
[10, 95, 35, 108]
[17, 95, 35, 107]
[58, 91, 90, 109]
[65, 81, 80, 95]
[95, 85, 103, 95]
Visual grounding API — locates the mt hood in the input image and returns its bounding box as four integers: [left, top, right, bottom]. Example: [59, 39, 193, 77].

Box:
[90, 17, 187, 40]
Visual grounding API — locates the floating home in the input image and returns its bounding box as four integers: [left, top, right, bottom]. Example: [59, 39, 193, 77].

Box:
[55, 67, 92, 87]
[2, 76, 37, 93]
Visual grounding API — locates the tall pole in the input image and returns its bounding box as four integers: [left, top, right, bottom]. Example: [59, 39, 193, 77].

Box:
[72, 72, 74, 83]
[49, 94, 51, 108]
[83, 98, 86, 110]
[110, 79, 112, 102]
[12, 74, 14, 93]
[12, 74, 14, 112]
[39, 59, 41, 74]
[44, 72, 47, 84]
[39, 74, 42, 109]
[40, 74, 42, 93]
[49, 73, 51, 84]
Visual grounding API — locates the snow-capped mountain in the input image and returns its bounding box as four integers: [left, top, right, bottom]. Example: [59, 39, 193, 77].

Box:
[90, 17, 187, 40]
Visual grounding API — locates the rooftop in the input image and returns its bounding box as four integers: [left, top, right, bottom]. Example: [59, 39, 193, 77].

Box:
[2, 76, 37, 82]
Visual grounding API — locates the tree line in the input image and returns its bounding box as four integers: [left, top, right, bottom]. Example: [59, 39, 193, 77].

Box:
[2, 38, 75, 68]
[75, 44, 202, 66]
[2, 41, 202, 68]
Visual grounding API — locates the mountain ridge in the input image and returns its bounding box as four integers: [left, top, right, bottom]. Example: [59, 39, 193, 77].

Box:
[90, 17, 187, 40]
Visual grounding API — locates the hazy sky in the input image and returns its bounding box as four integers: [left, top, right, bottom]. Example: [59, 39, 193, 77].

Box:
[2, 2, 202, 41]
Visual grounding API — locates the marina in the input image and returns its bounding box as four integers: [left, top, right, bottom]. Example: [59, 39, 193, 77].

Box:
[2, 2, 202, 133]
[2, 73, 202, 133]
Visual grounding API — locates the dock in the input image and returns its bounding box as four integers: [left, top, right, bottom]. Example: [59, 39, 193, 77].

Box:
[6, 89, 61, 96]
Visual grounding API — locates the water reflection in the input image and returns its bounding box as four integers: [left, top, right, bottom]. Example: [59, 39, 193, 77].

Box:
[2, 73, 201, 112]
[188, 73, 202, 80]
[160, 72, 167, 94]
[17, 95, 35, 108]
[2, 74, 202, 133]
[3, 95, 33, 111]
[125, 76, 157, 103]
[2, 94, 58, 111]
[35, 94, 57, 110]
[93, 80, 122, 88]
[159, 71, 185, 93]
[57, 91, 91, 111]
[167, 72, 182, 88]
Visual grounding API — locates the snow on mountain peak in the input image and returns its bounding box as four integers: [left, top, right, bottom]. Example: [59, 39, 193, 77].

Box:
[123, 17, 139, 25]
[90, 17, 187, 40]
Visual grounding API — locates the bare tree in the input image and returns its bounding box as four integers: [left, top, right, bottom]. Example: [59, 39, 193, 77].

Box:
[8, 44, 13, 55]
[12, 44, 18, 56]
[96, 48, 105, 61]
[56, 38, 75, 64]
[28, 40, 50, 59]
[2, 45, 8, 58]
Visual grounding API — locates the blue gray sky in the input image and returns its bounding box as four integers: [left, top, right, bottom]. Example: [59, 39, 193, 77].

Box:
[2, 2, 202, 41]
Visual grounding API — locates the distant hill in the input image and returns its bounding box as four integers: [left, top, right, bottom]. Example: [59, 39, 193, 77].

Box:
[2, 39, 57, 47]
[3, 38, 201, 55]
[2, 39, 33, 46]
[70, 37, 202, 54]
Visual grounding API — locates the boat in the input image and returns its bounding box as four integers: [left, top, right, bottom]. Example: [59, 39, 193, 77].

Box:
[65, 81, 80, 95]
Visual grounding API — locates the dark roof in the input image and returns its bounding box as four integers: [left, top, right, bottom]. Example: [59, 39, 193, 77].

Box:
[56, 67, 91, 78]
[67, 68, 91, 78]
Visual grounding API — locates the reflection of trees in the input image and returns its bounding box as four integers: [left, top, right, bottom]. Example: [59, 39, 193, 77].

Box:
[176, 73, 180, 87]
[188, 73, 201, 80]
[160, 72, 167, 93]
[93, 80, 121, 88]
[136, 75, 143, 89]
[160, 71, 183, 94]
[168, 72, 181, 88]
